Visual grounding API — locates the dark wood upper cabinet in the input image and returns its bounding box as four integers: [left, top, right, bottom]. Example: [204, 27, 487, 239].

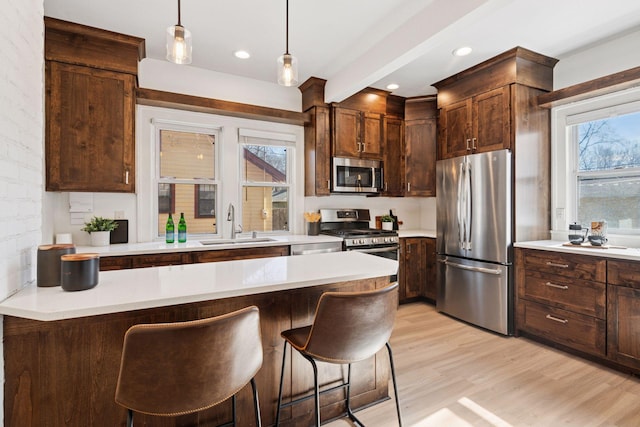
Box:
[332, 107, 383, 159]
[382, 116, 404, 196]
[44, 18, 144, 192]
[404, 98, 437, 197]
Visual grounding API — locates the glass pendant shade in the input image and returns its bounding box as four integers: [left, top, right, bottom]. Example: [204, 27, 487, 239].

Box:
[166, 24, 192, 65]
[277, 53, 298, 86]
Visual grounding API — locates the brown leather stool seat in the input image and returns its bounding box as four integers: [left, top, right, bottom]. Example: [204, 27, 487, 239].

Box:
[115, 306, 263, 427]
[275, 283, 402, 426]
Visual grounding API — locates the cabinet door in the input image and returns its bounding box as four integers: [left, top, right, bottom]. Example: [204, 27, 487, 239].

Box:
[400, 238, 425, 302]
[46, 61, 135, 192]
[304, 106, 331, 196]
[608, 284, 640, 370]
[424, 238, 437, 300]
[360, 112, 383, 159]
[382, 117, 404, 196]
[332, 107, 360, 158]
[405, 119, 436, 197]
[472, 86, 511, 153]
[439, 98, 471, 160]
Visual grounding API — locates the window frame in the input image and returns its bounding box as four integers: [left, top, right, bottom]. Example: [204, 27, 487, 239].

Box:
[153, 119, 221, 239]
[551, 86, 640, 244]
[238, 128, 295, 234]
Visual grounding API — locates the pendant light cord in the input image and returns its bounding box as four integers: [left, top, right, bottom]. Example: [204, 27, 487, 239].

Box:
[177, 0, 182, 26]
[285, 0, 289, 55]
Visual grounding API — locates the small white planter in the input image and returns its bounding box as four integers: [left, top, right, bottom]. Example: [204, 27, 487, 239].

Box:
[382, 222, 393, 230]
[90, 231, 110, 247]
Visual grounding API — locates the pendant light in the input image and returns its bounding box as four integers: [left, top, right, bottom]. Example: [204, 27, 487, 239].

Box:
[166, 0, 192, 65]
[277, 0, 298, 86]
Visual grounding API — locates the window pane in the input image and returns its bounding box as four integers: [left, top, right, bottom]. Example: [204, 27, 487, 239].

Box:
[578, 175, 640, 233]
[577, 111, 640, 172]
[157, 183, 217, 236]
[242, 186, 289, 232]
[195, 184, 216, 218]
[158, 183, 174, 214]
[242, 145, 287, 183]
[160, 130, 215, 179]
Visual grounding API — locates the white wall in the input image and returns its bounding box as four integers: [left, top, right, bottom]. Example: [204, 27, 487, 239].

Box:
[554, 29, 640, 90]
[0, 0, 45, 423]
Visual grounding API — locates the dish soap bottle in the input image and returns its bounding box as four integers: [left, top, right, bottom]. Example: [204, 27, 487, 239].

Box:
[165, 213, 175, 244]
[178, 212, 187, 243]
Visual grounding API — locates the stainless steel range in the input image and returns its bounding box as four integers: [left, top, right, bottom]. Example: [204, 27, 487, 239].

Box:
[319, 209, 399, 274]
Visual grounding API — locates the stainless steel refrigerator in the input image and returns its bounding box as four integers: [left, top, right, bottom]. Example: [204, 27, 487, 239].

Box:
[436, 149, 513, 335]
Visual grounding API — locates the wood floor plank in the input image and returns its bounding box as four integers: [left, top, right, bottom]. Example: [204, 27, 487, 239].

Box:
[326, 302, 640, 427]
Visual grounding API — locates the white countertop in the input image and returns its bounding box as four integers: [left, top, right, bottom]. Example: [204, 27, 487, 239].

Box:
[397, 229, 436, 238]
[0, 251, 398, 322]
[75, 234, 343, 257]
[515, 240, 640, 261]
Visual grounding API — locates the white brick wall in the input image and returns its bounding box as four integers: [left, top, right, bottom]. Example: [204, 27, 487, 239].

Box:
[0, 1, 44, 424]
[0, 0, 44, 298]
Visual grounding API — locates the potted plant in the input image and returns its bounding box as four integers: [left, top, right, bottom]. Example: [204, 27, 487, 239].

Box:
[81, 216, 118, 246]
[380, 214, 395, 230]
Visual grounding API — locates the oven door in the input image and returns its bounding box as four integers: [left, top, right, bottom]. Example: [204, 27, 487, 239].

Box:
[349, 245, 398, 281]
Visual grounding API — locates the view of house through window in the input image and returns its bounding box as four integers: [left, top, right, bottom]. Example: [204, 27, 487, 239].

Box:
[241, 143, 290, 232]
[573, 110, 640, 234]
[157, 129, 218, 236]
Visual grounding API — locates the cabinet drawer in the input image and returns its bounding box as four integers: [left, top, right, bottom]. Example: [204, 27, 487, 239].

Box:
[608, 260, 640, 290]
[521, 249, 605, 282]
[520, 271, 606, 318]
[131, 253, 192, 268]
[193, 246, 289, 263]
[519, 300, 605, 356]
[99, 256, 132, 271]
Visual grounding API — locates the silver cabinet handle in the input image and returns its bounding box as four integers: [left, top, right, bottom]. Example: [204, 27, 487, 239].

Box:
[466, 138, 471, 151]
[357, 141, 362, 152]
[546, 261, 569, 268]
[472, 137, 477, 150]
[545, 282, 569, 290]
[125, 170, 129, 185]
[545, 314, 568, 324]
[327, 180, 331, 190]
[407, 182, 411, 192]
[362, 142, 366, 152]
[384, 182, 388, 191]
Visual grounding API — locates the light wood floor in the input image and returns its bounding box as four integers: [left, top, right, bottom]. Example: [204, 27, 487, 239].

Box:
[326, 302, 640, 427]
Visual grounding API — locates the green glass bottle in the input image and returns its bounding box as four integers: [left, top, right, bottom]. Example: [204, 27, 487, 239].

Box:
[165, 213, 175, 244]
[178, 212, 187, 243]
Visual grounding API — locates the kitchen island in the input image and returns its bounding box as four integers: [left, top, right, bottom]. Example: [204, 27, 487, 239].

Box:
[0, 252, 397, 427]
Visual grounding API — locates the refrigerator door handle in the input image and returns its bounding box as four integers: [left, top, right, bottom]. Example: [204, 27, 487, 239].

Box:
[465, 161, 472, 250]
[457, 161, 466, 248]
[438, 259, 503, 275]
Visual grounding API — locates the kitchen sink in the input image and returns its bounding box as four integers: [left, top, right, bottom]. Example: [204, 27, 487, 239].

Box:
[199, 238, 277, 245]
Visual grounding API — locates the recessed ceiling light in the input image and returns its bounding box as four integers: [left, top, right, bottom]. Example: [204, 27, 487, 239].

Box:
[386, 83, 399, 90]
[234, 50, 251, 59]
[453, 46, 472, 57]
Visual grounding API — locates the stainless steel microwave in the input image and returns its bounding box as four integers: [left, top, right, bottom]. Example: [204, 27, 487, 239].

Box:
[332, 157, 382, 194]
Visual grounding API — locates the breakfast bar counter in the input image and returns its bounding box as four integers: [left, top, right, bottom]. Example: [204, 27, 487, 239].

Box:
[1, 252, 397, 426]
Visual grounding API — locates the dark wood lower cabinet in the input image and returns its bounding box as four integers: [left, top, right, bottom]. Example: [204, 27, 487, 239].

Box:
[399, 237, 436, 303]
[3, 277, 390, 427]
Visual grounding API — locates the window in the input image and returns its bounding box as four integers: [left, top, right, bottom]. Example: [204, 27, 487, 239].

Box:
[156, 127, 219, 237]
[571, 111, 640, 234]
[239, 129, 294, 233]
[554, 91, 640, 238]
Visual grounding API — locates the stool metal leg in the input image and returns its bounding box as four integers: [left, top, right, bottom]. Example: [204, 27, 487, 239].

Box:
[345, 363, 365, 427]
[126, 408, 133, 427]
[302, 354, 321, 427]
[251, 377, 262, 427]
[386, 342, 403, 427]
[275, 341, 288, 426]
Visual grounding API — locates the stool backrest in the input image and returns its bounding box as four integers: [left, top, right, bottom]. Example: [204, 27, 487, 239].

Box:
[115, 306, 262, 417]
[304, 283, 399, 363]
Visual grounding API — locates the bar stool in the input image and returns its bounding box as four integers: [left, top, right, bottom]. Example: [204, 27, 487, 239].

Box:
[275, 282, 402, 426]
[115, 306, 263, 427]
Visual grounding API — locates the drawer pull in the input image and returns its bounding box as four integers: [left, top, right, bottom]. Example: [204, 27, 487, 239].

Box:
[545, 314, 568, 324]
[545, 261, 569, 268]
[544, 282, 569, 290]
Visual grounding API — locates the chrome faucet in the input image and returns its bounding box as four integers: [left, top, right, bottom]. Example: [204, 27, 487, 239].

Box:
[227, 203, 242, 239]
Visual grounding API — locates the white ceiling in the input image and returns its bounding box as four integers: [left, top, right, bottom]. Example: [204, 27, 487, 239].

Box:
[44, 0, 640, 103]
